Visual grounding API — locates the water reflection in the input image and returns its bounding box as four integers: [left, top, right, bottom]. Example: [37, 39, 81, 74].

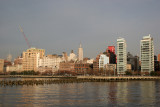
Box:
[0, 79, 160, 106]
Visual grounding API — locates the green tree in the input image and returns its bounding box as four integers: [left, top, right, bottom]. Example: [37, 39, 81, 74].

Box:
[125, 71, 132, 76]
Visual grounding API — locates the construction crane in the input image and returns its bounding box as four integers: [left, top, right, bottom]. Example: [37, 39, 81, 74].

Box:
[19, 25, 31, 48]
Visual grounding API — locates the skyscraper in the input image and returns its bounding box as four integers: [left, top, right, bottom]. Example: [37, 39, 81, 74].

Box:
[78, 43, 83, 61]
[140, 34, 154, 73]
[117, 38, 127, 75]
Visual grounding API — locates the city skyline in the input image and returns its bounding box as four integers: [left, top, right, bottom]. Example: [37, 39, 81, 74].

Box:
[1, 0, 160, 59]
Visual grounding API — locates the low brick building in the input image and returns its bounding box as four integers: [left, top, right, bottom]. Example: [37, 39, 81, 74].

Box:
[74, 62, 91, 75]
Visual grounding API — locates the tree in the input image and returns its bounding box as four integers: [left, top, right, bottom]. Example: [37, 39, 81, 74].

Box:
[150, 71, 157, 76]
[10, 71, 17, 75]
[125, 71, 132, 76]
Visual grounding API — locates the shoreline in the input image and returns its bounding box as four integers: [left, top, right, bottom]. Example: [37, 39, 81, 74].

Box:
[1, 75, 160, 80]
[0, 75, 160, 86]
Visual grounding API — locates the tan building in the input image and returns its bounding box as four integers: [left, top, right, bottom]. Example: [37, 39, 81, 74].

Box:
[127, 64, 132, 71]
[14, 56, 23, 65]
[0, 59, 4, 72]
[6, 64, 23, 72]
[22, 47, 45, 71]
[38, 66, 52, 73]
[26, 48, 45, 59]
[93, 54, 101, 72]
[59, 61, 75, 72]
[105, 64, 116, 71]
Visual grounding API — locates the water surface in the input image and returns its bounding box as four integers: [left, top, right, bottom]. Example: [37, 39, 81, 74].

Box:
[0, 79, 160, 107]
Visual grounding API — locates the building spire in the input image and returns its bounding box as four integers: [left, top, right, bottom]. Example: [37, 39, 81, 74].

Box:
[80, 42, 82, 48]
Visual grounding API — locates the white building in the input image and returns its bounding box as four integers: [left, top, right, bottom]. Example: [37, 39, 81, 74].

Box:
[117, 37, 127, 75]
[78, 43, 83, 61]
[68, 50, 77, 61]
[99, 54, 109, 69]
[140, 34, 154, 73]
[6, 64, 23, 72]
[87, 59, 94, 64]
[38, 55, 64, 73]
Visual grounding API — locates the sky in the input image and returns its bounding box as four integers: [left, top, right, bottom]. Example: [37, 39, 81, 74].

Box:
[0, 0, 160, 60]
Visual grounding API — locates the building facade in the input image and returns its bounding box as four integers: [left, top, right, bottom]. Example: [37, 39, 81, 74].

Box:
[140, 35, 154, 73]
[68, 50, 77, 61]
[14, 56, 23, 65]
[78, 43, 83, 61]
[127, 52, 139, 71]
[6, 64, 23, 72]
[74, 62, 91, 75]
[99, 54, 109, 69]
[22, 48, 45, 71]
[105, 46, 116, 64]
[117, 38, 127, 75]
[59, 61, 75, 72]
[0, 59, 4, 72]
[38, 54, 63, 72]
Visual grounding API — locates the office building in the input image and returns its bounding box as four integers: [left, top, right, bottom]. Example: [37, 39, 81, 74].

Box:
[117, 38, 127, 75]
[140, 35, 154, 73]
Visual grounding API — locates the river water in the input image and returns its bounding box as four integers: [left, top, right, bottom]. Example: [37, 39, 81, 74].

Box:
[0, 79, 160, 107]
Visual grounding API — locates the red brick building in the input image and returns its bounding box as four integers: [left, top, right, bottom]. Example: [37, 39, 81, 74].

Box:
[74, 62, 91, 75]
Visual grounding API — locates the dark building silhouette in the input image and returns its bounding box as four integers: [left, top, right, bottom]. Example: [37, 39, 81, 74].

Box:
[154, 55, 160, 71]
[127, 52, 139, 71]
[103, 46, 116, 64]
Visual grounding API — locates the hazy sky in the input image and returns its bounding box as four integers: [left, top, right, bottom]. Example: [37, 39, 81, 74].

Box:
[1, 0, 160, 59]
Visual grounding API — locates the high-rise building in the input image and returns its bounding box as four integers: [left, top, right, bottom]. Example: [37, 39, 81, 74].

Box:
[78, 43, 83, 61]
[140, 34, 154, 73]
[22, 47, 45, 71]
[117, 38, 127, 75]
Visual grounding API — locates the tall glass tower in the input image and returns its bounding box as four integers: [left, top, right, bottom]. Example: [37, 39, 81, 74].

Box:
[117, 38, 127, 75]
[140, 34, 154, 73]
